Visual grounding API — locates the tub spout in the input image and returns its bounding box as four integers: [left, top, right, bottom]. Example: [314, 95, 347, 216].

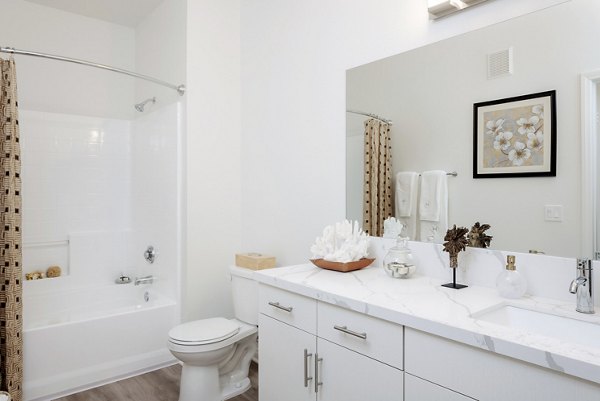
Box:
[135, 275, 155, 286]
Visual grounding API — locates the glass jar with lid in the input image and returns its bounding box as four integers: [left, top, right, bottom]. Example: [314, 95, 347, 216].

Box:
[383, 236, 417, 279]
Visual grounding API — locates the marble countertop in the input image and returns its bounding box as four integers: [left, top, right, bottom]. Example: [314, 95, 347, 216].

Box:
[254, 263, 600, 384]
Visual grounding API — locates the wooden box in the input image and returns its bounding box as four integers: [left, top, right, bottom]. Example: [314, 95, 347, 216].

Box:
[235, 253, 276, 270]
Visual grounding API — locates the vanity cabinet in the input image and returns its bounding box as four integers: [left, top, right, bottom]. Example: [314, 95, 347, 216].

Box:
[258, 284, 403, 401]
[259, 314, 315, 401]
[259, 285, 317, 401]
[404, 327, 600, 401]
[316, 337, 403, 400]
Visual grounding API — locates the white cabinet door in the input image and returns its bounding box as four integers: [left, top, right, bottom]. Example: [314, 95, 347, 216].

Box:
[405, 373, 477, 401]
[316, 338, 403, 401]
[259, 314, 316, 401]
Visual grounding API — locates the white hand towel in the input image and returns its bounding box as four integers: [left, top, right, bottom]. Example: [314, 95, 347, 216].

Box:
[395, 172, 419, 240]
[419, 170, 448, 242]
[395, 172, 418, 217]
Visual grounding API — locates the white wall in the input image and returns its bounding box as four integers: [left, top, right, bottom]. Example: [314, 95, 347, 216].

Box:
[135, 0, 187, 109]
[185, 0, 241, 321]
[346, 0, 599, 258]
[239, 0, 572, 266]
[134, 0, 186, 312]
[0, 0, 135, 119]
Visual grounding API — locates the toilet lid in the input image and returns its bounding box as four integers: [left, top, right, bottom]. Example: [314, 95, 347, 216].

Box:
[169, 318, 240, 345]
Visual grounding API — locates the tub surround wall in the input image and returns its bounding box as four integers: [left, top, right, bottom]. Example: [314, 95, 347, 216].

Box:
[21, 110, 133, 282]
[131, 102, 182, 301]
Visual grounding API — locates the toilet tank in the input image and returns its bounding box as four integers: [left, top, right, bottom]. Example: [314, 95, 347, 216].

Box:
[229, 265, 259, 325]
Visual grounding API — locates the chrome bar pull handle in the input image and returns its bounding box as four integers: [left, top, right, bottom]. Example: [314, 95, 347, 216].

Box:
[303, 349, 313, 387]
[314, 353, 323, 393]
[268, 301, 293, 313]
[334, 325, 367, 340]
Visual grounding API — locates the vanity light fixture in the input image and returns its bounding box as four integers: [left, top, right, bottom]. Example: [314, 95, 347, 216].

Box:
[428, 0, 490, 19]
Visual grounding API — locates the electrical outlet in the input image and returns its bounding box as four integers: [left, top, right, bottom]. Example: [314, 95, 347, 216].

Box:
[544, 205, 563, 222]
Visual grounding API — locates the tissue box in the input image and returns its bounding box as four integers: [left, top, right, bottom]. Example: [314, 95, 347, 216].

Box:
[235, 253, 276, 270]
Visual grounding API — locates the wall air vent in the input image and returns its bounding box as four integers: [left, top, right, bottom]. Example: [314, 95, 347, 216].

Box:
[428, 0, 490, 20]
[487, 47, 514, 80]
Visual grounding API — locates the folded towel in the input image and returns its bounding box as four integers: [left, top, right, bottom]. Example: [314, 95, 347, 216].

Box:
[419, 171, 446, 221]
[395, 172, 419, 217]
[419, 170, 448, 242]
[395, 172, 419, 240]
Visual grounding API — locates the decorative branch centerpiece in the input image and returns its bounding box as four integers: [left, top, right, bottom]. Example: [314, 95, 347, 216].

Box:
[467, 222, 493, 248]
[442, 225, 469, 289]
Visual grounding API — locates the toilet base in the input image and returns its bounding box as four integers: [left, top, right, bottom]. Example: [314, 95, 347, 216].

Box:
[179, 364, 221, 401]
[223, 377, 251, 400]
[177, 366, 251, 401]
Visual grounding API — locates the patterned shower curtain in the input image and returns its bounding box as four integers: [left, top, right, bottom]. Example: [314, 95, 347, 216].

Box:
[0, 58, 23, 401]
[362, 119, 392, 236]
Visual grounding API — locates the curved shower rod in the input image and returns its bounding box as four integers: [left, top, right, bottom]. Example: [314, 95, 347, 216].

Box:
[0, 46, 186, 96]
[346, 109, 392, 125]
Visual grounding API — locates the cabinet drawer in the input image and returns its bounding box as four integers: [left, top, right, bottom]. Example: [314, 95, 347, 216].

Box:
[259, 284, 317, 334]
[405, 374, 476, 401]
[317, 301, 403, 369]
[405, 327, 600, 401]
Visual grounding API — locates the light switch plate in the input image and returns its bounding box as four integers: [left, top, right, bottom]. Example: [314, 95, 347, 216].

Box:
[544, 205, 563, 222]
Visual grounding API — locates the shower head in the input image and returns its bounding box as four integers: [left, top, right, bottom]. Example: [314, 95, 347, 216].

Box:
[135, 97, 156, 112]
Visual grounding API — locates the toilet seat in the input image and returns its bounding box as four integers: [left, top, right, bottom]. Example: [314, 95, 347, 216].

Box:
[169, 317, 240, 346]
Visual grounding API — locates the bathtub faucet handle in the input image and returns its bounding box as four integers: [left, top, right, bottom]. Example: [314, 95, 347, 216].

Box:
[144, 246, 157, 264]
[115, 275, 131, 284]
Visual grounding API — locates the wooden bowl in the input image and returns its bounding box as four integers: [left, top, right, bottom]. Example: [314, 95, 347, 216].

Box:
[310, 258, 375, 273]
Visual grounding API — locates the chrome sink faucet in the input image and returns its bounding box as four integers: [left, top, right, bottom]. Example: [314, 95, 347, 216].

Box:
[134, 275, 155, 286]
[569, 259, 594, 314]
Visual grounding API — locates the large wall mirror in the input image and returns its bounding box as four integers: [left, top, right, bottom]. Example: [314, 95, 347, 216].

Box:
[346, 0, 600, 258]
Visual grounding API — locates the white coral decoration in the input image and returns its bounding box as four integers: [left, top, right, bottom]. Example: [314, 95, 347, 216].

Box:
[383, 217, 404, 239]
[310, 220, 370, 263]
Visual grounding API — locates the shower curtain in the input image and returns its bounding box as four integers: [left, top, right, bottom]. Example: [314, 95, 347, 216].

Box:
[0, 58, 23, 401]
[362, 119, 392, 236]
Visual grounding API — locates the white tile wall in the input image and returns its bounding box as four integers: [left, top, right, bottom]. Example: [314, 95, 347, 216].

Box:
[21, 110, 132, 279]
[131, 103, 180, 300]
[21, 106, 180, 299]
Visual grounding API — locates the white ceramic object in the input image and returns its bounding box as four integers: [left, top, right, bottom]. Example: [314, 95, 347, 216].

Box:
[167, 265, 259, 401]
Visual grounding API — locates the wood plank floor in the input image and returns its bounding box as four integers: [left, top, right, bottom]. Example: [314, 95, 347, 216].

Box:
[54, 362, 258, 401]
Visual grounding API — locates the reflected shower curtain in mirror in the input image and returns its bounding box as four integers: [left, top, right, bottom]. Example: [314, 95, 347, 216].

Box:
[362, 119, 392, 236]
[0, 58, 22, 401]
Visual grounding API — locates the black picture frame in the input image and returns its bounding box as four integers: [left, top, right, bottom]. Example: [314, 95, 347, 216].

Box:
[473, 90, 556, 178]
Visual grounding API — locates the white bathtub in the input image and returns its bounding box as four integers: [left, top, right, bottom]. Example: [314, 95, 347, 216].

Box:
[23, 283, 178, 401]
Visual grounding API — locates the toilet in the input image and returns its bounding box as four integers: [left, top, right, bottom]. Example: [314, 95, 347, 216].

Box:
[168, 266, 258, 401]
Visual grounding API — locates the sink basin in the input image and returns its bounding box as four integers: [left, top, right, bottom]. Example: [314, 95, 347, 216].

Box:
[473, 305, 600, 349]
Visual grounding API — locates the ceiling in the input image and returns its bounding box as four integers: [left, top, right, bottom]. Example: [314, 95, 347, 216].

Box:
[24, 0, 164, 27]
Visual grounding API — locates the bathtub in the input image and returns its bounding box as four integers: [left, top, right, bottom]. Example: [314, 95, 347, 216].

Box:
[23, 283, 178, 401]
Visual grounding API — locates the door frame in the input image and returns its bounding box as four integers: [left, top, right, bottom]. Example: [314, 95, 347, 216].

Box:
[581, 70, 600, 259]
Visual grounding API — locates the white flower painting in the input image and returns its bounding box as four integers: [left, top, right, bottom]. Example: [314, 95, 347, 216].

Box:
[483, 104, 544, 167]
[474, 91, 556, 178]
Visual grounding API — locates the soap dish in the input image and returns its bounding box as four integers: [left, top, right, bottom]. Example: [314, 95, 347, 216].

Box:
[310, 258, 375, 273]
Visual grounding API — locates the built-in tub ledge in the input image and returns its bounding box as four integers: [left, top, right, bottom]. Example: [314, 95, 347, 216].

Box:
[254, 263, 600, 385]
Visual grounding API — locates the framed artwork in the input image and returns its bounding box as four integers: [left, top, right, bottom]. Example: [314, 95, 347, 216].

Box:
[473, 90, 556, 178]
